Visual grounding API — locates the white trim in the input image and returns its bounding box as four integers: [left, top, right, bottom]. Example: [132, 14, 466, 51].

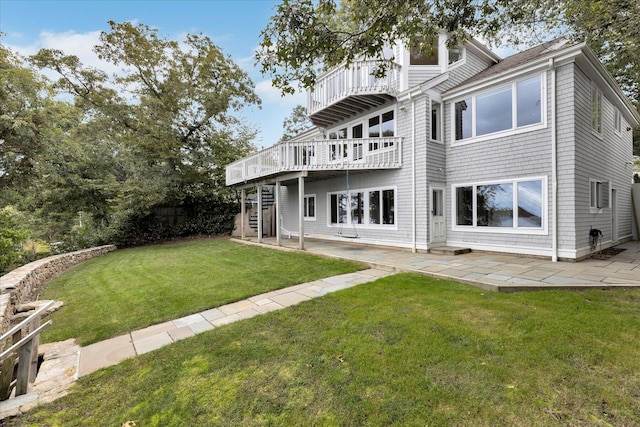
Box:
[287, 232, 430, 252]
[303, 194, 317, 221]
[450, 72, 547, 146]
[445, 45, 466, 71]
[613, 108, 623, 137]
[326, 107, 396, 139]
[590, 81, 603, 136]
[430, 185, 446, 244]
[589, 178, 607, 213]
[451, 176, 549, 235]
[326, 186, 398, 230]
[444, 60, 554, 100]
[446, 240, 555, 258]
[429, 97, 444, 144]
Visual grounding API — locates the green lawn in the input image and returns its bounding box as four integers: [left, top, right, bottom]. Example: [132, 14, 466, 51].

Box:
[39, 238, 364, 345]
[17, 273, 640, 426]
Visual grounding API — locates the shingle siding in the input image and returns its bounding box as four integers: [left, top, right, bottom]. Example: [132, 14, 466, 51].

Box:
[257, 40, 638, 259]
[572, 64, 634, 256]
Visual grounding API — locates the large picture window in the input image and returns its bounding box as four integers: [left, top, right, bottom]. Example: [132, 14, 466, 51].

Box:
[329, 187, 395, 227]
[453, 178, 545, 232]
[453, 74, 543, 142]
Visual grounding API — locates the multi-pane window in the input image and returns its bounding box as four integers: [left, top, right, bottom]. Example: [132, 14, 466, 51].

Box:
[303, 195, 316, 220]
[431, 101, 442, 141]
[614, 109, 622, 134]
[368, 111, 394, 151]
[329, 188, 395, 226]
[591, 83, 602, 134]
[454, 179, 544, 230]
[454, 74, 543, 141]
[589, 179, 609, 211]
[351, 123, 364, 160]
[368, 111, 394, 138]
[329, 127, 347, 160]
[326, 110, 395, 155]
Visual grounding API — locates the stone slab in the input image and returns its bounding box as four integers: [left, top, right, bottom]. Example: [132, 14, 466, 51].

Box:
[133, 332, 173, 355]
[131, 321, 175, 341]
[79, 334, 135, 377]
[168, 326, 195, 341]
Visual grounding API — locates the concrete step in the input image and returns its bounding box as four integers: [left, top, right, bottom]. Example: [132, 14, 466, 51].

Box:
[428, 246, 472, 255]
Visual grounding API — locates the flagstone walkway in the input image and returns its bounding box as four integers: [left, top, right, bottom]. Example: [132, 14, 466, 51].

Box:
[2, 237, 639, 418]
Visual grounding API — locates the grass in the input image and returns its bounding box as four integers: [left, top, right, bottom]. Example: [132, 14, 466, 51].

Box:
[15, 273, 640, 426]
[39, 238, 364, 345]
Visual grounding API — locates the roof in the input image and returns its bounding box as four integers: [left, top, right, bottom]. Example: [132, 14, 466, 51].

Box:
[447, 38, 570, 93]
[444, 38, 640, 126]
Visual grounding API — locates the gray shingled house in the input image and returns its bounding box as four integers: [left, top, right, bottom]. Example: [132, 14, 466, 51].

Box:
[226, 35, 639, 261]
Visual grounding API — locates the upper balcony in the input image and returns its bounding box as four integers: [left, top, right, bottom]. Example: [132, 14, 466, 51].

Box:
[307, 60, 401, 128]
[226, 137, 403, 186]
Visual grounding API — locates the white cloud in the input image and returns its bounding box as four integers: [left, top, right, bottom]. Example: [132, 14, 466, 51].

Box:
[255, 79, 306, 107]
[8, 29, 122, 82]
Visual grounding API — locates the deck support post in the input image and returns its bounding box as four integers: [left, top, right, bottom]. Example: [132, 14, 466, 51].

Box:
[240, 188, 246, 240]
[298, 176, 305, 250]
[257, 184, 263, 243]
[276, 180, 281, 246]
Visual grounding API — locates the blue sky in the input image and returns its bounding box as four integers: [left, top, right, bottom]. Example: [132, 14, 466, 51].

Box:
[0, 0, 306, 148]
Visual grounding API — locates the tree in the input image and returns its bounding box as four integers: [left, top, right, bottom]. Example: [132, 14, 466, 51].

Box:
[0, 206, 29, 273]
[281, 104, 313, 140]
[257, 0, 530, 94]
[256, 0, 640, 108]
[26, 21, 261, 245]
[0, 43, 53, 198]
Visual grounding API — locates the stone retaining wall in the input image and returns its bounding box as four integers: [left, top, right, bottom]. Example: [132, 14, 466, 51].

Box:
[0, 245, 117, 334]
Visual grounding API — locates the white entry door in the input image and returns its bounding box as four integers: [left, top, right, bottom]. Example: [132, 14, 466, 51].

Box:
[431, 187, 446, 243]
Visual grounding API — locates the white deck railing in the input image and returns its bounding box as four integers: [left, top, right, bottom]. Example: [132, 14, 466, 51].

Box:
[226, 137, 403, 186]
[308, 60, 401, 116]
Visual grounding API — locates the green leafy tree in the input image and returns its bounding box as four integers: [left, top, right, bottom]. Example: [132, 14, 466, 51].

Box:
[0, 43, 53, 199]
[0, 207, 29, 273]
[257, 0, 640, 110]
[281, 104, 312, 140]
[257, 0, 527, 94]
[27, 21, 260, 245]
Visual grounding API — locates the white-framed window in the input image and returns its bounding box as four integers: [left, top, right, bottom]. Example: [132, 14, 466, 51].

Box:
[430, 100, 442, 142]
[452, 177, 547, 234]
[591, 83, 602, 134]
[303, 194, 316, 220]
[614, 109, 622, 135]
[328, 187, 396, 227]
[448, 46, 464, 66]
[410, 38, 439, 66]
[452, 73, 544, 144]
[327, 110, 394, 139]
[589, 179, 610, 213]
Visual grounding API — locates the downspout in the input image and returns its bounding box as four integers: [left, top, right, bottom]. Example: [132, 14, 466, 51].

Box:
[411, 96, 417, 253]
[550, 58, 558, 262]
